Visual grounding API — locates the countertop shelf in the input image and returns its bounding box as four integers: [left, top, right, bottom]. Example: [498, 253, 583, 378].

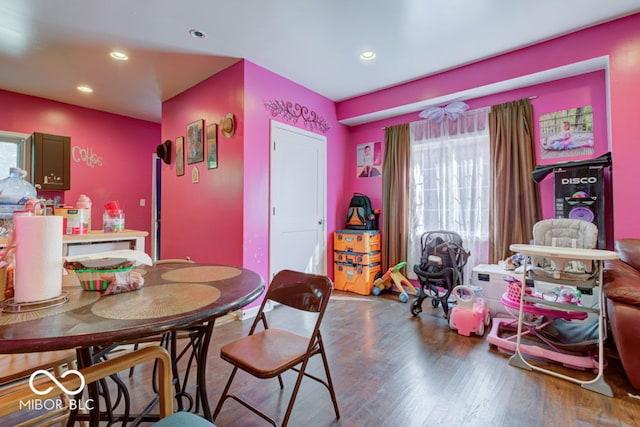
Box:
[1, 229, 147, 246]
[61, 229, 148, 243]
[1, 229, 148, 255]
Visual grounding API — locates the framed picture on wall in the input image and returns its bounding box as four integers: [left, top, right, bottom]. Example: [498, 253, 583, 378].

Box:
[176, 136, 185, 176]
[356, 141, 382, 178]
[206, 123, 218, 169]
[186, 119, 204, 164]
[539, 106, 594, 159]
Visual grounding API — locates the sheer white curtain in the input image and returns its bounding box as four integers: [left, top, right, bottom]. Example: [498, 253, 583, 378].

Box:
[408, 108, 490, 283]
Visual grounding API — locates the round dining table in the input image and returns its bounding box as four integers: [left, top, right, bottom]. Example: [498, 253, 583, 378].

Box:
[0, 262, 265, 424]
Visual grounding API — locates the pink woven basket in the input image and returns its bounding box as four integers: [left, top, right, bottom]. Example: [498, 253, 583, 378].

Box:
[506, 280, 533, 304]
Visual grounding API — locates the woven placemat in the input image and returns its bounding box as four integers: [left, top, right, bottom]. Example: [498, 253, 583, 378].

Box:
[0, 288, 99, 326]
[161, 266, 241, 283]
[91, 283, 221, 320]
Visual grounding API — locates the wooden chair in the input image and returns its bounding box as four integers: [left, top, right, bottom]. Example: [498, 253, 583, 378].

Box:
[0, 350, 77, 427]
[212, 269, 340, 427]
[0, 346, 214, 426]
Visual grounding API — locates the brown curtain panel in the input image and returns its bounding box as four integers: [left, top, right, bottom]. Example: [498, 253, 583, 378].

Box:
[381, 124, 410, 273]
[488, 99, 542, 263]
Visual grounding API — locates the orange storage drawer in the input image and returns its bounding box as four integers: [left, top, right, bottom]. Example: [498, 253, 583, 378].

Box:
[334, 230, 380, 253]
[334, 250, 381, 266]
[334, 262, 381, 296]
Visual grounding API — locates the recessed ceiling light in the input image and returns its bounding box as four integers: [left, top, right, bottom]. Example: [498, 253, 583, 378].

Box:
[77, 85, 93, 93]
[110, 51, 128, 61]
[360, 51, 376, 61]
[189, 29, 206, 39]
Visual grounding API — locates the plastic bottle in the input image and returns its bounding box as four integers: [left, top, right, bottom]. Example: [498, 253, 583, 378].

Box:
[76, 194, 92, 231]
[0, 168, 37, 220]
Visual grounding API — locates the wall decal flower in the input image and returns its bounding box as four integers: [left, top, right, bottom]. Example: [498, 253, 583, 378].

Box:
[264, 99, 330, 133]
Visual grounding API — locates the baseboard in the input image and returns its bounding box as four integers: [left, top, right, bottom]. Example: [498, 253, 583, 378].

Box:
[215, 311, 240, 326]
[211, 302, 273, 325]
[239, 301, 273, 321]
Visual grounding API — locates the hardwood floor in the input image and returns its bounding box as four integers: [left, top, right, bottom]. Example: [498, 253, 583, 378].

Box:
[4, 290, 639, 426]
[194, 291, 640, 426]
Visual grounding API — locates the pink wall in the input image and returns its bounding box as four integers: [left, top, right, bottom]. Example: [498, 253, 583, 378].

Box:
[160, 60, 349, 308]
[242, 61, 350, 283]
[0, 89, 158, 248]
[527, 72, 608, 218]
[160, 63, 245, 265]
[608, 20, 640, 239]
[347, 72, 609, 248]
[340, 13, 640, 241]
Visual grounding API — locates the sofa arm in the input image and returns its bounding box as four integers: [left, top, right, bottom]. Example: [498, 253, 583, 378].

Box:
[616, 239, 640, 272]
[604, 260, 640, 308]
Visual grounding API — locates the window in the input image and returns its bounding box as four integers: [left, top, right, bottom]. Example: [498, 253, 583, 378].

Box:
[408, 109, 490, 280]
[0, 131, 30, 177]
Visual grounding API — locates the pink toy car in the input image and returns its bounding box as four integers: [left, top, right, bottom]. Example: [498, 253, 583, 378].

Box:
[449, 285, 491, 336]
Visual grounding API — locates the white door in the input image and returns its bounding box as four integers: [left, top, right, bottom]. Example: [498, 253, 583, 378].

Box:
[269, 120, 326, 282]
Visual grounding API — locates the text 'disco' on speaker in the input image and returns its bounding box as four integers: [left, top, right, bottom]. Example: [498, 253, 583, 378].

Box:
[554, 164, 606, 248]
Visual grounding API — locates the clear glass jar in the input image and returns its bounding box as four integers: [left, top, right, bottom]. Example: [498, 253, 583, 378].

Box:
[103, 210, 125, 233]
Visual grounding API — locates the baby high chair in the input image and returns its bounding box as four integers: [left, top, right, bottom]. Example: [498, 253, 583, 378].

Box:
[486, 218, 615, 396]
[527, 218, 599, 287]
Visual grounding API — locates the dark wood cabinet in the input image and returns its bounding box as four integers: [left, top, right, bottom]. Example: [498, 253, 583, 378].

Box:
[32, 132, 71, 190]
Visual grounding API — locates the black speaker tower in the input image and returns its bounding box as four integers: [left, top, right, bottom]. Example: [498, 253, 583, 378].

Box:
[553, 164, 608, 249]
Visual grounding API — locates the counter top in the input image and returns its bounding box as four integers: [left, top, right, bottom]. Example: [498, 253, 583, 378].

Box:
[0, 229, 148, 247]
[61, 229, 148, 243]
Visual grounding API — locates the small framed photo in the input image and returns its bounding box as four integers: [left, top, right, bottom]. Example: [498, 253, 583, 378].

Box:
[206, 123, 218, 169]
[186, 119, 204, 164]
[356, 141, 382, 178]
[175, 136, 185, 176]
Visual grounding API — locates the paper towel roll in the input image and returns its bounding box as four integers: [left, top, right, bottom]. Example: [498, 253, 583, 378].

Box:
[14, 215, 63, 303]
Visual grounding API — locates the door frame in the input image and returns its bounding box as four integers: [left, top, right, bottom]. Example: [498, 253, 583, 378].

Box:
[151, 154, 161, 261]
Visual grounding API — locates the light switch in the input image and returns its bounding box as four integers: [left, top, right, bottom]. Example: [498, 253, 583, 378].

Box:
[139, 199, 146, 207]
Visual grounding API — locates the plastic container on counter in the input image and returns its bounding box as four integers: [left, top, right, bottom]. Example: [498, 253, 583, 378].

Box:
[76, 194, 92, 230]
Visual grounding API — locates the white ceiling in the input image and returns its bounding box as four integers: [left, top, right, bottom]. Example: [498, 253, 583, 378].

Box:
[1, 0, 639, 123]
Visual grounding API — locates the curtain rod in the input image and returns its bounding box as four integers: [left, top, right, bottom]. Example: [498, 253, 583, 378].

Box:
[382, 96, 538, 129]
